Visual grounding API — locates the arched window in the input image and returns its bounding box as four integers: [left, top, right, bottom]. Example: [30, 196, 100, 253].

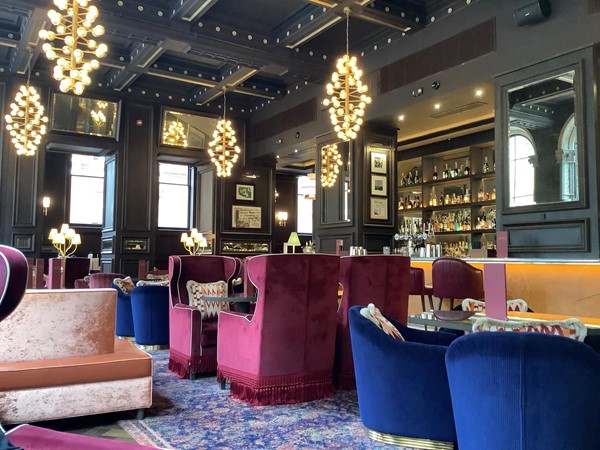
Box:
[557, 114, 578, 202]
[508, 127, 536, 206]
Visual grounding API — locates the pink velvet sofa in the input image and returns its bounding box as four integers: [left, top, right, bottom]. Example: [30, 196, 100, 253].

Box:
[0, 288, 152, 424]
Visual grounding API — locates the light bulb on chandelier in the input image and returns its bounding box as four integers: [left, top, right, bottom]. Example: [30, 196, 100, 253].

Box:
[321, 143, 343, 187]
[39, 0, 108, 95]
[208, 88, 241, 177]
[322, 7, 371, 141]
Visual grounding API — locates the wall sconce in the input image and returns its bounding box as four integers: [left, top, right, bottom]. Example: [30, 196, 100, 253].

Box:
[180, 228, 207, 255]
[42, 196, 51, 216]
[277, 211, 288, 227]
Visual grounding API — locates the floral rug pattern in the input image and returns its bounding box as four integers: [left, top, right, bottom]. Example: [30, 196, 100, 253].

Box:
[119, 350, 402, 449]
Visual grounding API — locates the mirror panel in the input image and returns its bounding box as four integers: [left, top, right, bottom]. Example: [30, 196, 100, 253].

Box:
[320, 141, 352, 224]
[506, 69, 579, 207]
[161, 109, 217, 149]
[51, 93, 119, 138]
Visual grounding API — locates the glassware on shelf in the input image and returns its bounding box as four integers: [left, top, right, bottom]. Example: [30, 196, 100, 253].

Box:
[432, 166, 438, 181]
[483, 156, 490, 173]
[464, 159, 470, 176]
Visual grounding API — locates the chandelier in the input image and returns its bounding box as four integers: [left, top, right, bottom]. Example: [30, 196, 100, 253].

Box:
[321, 144, 343, 187]
[323, 7, 371, 141]
[208, 89, 241, 177]
[180, 229, 208, 255]
[90, 109, 106, 127]
[49, 224, 81, 258]
[4, 83, 49, 157]
[39, 0, 108, 95]
[163, 119, 189, 147]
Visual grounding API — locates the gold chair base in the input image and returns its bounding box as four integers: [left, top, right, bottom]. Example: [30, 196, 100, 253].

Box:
[365, 428, 454, 450]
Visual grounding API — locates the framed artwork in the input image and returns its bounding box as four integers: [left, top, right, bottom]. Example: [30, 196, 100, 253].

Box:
[370, 150, 387, 174]
[371, 175, 387, 196]
[370, 197, 388, 220]
[235, 183, 255, 201]
[232, 205, 261, 228]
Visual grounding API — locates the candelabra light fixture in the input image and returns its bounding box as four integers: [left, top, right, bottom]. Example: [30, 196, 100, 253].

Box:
[322, 7, 371, 141]
[180, 229, 208, 255]
[5, 83, 49, 156]
[321, 143, 343, 187]
[208, 89, 241, 177]
[39, 0, 108, 96]
[49, 224, 81, 258]
[90, 109, 106, 127]
[163, 119, 189, 147]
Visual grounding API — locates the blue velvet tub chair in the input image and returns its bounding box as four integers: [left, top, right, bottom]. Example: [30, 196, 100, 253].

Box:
[446, 332, 600, 450]
[348, 305, 458, 449]
[131, 285, 170, 347]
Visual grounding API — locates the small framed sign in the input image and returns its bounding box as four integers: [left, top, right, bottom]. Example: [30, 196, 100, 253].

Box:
[235, 184, 255, 201]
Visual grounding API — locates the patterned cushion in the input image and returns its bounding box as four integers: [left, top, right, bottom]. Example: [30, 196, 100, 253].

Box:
[359, 303, 404, 340]
[83, 275, 90, 284]
[472, 317, 588, 342]
[113, 276, 135, 294]
[146, 273, 169, 281]
[186, 280, 229, 320]
[136, 279, 169, 287]
[462, 298, 529, 312]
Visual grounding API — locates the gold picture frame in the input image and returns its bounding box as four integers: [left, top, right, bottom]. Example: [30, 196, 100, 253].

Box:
[232, 205, 261, 228]
[370, 197, 388, 220]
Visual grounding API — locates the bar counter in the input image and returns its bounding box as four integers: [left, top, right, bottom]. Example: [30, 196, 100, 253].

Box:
[409, 258, 600, 318]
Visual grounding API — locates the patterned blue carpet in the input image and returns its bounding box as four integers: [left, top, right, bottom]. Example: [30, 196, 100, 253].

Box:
[119, 350, 401, 449]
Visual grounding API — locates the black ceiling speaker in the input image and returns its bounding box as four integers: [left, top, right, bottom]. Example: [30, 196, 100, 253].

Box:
[514, 0, 551, 26]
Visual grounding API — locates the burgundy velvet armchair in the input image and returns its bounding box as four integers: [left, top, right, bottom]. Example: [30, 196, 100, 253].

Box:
[432, 257, 484, 310]
[335, 255, 411, 390]
[88, 272, 126, 288]
[47, 257, 91, 289]
[217, 254, 340, 405]
[0, 245, 28, 322]
[168, 255, 240, 379]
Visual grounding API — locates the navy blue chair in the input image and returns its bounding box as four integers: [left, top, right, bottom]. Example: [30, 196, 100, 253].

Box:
[348, 305, 458, 449]
[113, 283, 134, 338]
[446, 332, 600, 450]
[131, 285, 170, 347]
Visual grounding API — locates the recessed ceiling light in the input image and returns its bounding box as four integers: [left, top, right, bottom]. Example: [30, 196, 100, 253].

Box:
[475, 89, 484, 97]
[434, 103, 441, 110]
[398, 114, 405, 121]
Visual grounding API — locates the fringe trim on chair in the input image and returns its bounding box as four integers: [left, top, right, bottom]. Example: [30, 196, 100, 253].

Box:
[333, 371, 356, 390]
[169, 350, 217, 379]
[218, 367, 334, 405]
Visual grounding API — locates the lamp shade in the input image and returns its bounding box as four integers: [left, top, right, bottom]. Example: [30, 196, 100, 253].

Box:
[287, 232, 301, 247]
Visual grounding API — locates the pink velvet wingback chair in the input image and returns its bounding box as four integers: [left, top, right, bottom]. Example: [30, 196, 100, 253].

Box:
[217, 254, 341, 405]
[0, 245, 28, 322]
[334, 255, 411, 390]
[88, 272, 126, 288]
[432, 257, 484, 310]
[46, 257, 90, 289]
[168, 254, 240, 379]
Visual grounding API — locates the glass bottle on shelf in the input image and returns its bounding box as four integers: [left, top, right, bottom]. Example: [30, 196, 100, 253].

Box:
[400, 173, 407, 186]
[483, 156, 490, 173]
[439, 192, 445, 206]
[464, 187, 470, 203]
[455, 161, 460, 177]
[449, 163, 455, 178]
[491, 187, 496, 200]
[414, 169, 420, 184]
[406, 171, 413, 185]
[430, 187, 437, 207]
[459, 164, 464, 177]
[443, 164, 449, 179]
[464, 159, 470, 176]
[432, 166, 438, 181]
[477, 187, 485, 202]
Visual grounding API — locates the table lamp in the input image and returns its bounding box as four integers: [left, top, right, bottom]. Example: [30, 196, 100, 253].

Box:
[287, 232, 301, 254]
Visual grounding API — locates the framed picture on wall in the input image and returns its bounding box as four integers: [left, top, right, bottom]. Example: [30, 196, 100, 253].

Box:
[370, 150, 387, 174]
[369, 197, 388, 220]
[371, 175, 387, 196]
[235, 183, 255, 201]
[232, 205, 261, 228]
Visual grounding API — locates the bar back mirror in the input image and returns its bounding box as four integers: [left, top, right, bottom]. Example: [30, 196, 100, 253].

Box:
[320, 141, 352, 224]
[161, 109, 217, 149]
[52, 93, 119, 138]
[506, 68, 581, 208]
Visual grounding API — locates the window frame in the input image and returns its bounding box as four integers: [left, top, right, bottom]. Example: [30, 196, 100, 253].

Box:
[157, 162, 194, 230]
[68, 154, 106, 227]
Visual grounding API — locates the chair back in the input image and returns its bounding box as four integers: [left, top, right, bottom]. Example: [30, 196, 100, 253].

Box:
[131, 285, 170, 346]
[47, 257, 91, 289]
[432, 257, 484, 300]
[446, 332, 600, 450]
[88, 272, 126, 288]
[168, 255, 239, 307]
[0, 245, 28, 322]
[409, 266, 426, 296]
[247, 254, 340, 375]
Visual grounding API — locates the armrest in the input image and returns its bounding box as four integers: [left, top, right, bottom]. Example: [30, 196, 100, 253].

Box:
[170, 302, 203, 356]
[217, 310, 257, 371]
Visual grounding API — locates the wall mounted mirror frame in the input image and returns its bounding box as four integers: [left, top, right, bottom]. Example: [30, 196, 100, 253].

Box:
[51, 93, 121, 140]
[319, 139, 353, 227]
[498, 59, 586, 214]
[160, 108, 219, 151]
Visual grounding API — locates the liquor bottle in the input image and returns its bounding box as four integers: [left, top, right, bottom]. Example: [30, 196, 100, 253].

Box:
[406, 171, 413, 185]
[464, 187, 470, 203]
[464, 159, 470, 176]
[455, 161, 460, 177]
[399, 198, 405, 210]
[491, 187, 496, 200]
[400, 173, 407, 186]
[432, 165, 438, 181]
[483, 156, 490, 173]
[439, 194, 445, 206]
[477, 188, 484, 202]
[459, 164, 464, 178]
[430, 190, 437, 207]
[414, 170, 420, 184]
[443, 164, 449, 179]
[449, 163, 455, 179]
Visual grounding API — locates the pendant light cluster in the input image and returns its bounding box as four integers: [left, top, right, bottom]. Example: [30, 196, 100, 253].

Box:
[321, 144, 343, 187]
[208, 89, 241, 177]
[323, 7, 371, 141]
[163, 119, 189, 147]
[39, 0, 108, 95]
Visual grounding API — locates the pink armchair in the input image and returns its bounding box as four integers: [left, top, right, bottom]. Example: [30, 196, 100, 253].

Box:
[0, 245, 28, 322]
[335, 255, 411, 389]
[217, 254, 341, 405]
[168, 255, 240, 379]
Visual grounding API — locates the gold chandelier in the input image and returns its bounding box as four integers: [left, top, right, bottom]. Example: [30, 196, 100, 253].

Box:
[321, 144, 343, 187]
[5, 84, 49, 157]
[208, 89, 241, 177]
[323, 8, 371, 141]
[163, 119, 189, 147]
[49, 224, 81, 258]
[39, 0, 108, 95]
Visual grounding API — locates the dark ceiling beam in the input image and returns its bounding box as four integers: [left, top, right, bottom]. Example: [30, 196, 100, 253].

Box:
[354, 6, 421, 33]
[195, 67, 260, 105]
[276, 6, 343, 49]
[173, 0, 220, 22]
[11, 7, 47, 75]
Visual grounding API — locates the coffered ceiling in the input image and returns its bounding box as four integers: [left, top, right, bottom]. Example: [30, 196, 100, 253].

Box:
[0, 0, 478, 117]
